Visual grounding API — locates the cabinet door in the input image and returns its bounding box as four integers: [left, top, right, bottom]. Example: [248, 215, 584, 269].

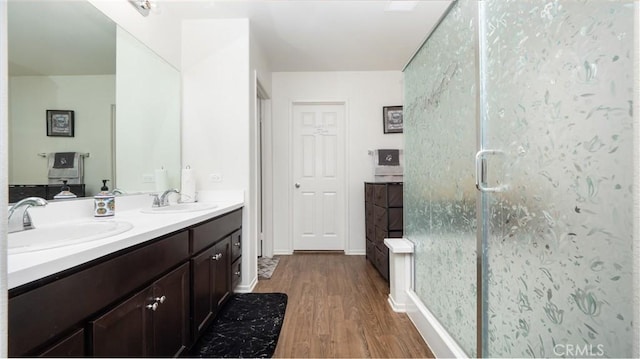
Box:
[191, 246, 217, 335]
[38, 328, 85, 357]
[91, 287, 154, 357]
[152, 263, 190, 357]
[212, 237, 231, 308]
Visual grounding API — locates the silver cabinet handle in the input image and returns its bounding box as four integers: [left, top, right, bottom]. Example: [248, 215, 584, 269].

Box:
[146, 302, 158, 311]
[212, 253, 223, 260]
[155, 295, 166, 304]
[295, 183, 301, 188]
[235, 271, 241, 277]
[234, 242, 241, 247]
[475, 149, 508, 192]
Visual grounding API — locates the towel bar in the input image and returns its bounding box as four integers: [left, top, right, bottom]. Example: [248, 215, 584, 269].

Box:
[38, 152, 90, 158]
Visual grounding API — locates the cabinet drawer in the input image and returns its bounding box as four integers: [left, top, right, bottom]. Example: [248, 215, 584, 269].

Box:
[373, 205, 387, 228]
[365, 238, 375, 262]
[365, 203, 374, 223]
[374, 246, 389, 281]
[231, 230, 242, 262]
[366, 222, 375, 241]
[191, 209, 242, 254]
[388, 207, 403, 231]
[374, 227, 403, 248]
[373, 184, 387, 207]
[365, 183, 375, 203]
[9, 230, 189, 357]
[231, 258, 242, 290]
[387, 183, 403, 207]
[374, 226, 386, 247]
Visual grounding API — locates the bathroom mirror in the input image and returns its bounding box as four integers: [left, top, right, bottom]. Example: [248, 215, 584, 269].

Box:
[7, 0, 180, 200]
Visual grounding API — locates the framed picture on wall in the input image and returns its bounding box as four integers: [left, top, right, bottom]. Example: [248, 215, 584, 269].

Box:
[383, 106, 403, 134]
[46, 110, 74, 137]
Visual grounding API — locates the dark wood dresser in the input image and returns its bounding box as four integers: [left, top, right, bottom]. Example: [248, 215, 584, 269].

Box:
[9, 184, 86, 203]
[364, 182, 403, 281]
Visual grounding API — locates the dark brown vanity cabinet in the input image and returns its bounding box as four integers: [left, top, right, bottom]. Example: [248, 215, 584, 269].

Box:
[365, 182, 403, 281]
[190, 209, 242, 340]
[91, 262, 190, 357]
[8, 207, 243, 358]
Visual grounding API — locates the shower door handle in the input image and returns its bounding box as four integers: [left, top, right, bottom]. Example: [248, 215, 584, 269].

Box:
[475, 149, 508, 192]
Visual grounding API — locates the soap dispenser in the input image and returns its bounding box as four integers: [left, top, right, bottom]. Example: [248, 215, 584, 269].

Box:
[94, 179, 115, 217]
[53, 179, 77, 199]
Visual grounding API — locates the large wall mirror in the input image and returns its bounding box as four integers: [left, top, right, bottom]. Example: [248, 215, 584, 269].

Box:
[7, 0, 180, 201]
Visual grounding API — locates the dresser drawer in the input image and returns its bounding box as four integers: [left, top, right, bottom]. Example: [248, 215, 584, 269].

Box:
[230, 230, 242, 262]
[191, 209, 242, 254]
[231, 258, 242, 290]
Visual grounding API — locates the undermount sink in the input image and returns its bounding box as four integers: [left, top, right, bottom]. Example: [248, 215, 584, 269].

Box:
[140, 202, 218, 214]
[8, 219, 134, 254]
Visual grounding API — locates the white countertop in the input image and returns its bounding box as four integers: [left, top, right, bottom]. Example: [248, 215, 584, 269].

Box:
[8, 191, 244, 290]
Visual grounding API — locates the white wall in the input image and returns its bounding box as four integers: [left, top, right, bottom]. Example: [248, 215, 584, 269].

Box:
[271, 71, 404, 255]
[181, 18, 257, 290]
[181, 19, 250, 192]
[88, 0, 182, 70]
[8, 75, 115, 195]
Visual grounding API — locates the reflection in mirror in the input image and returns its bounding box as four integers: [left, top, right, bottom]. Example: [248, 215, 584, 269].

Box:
[7, 0, 180, 202]
[115, 28, 181, 193]
[8, 0, 116, 199]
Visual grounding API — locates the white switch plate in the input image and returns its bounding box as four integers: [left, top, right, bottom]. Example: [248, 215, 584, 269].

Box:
[142, 174, 155, 183]
[209, 173, 222, 183]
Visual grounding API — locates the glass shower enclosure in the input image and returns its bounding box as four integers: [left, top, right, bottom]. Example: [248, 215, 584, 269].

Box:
[404, 0, 637, 357]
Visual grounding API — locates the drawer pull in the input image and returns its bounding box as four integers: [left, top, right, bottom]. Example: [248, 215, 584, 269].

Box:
[146, 302, 159, 311]
[234, 242, 241, 247]
[235, 271, 241, 277]
[212, 253, 223, 260]
[155, 295, 166, 304]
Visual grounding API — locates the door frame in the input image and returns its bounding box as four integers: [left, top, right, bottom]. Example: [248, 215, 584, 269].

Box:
[256, 80, 272, 258]
[288, 100, 349, 252]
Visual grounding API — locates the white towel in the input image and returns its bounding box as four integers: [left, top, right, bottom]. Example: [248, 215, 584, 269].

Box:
[48, 152, 84, 184]
[180, 166, 196, 203]
[155, 168, 169, 192]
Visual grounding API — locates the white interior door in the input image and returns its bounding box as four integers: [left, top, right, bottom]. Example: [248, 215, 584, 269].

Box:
[292, 103, 345, 251]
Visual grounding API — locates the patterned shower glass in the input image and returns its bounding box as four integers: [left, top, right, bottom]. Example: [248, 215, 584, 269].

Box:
[480, 1, 635, 357]
[404, 0, 478, 355]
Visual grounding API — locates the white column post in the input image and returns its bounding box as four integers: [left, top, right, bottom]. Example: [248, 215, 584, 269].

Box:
[384, 237, 414, 312]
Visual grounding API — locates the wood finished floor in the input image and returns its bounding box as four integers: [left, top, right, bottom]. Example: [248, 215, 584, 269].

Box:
[254, 253, 435, 358]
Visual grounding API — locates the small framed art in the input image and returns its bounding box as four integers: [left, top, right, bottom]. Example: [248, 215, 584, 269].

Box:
[46, 110, 74, 137]
[383, 106, 403, 134]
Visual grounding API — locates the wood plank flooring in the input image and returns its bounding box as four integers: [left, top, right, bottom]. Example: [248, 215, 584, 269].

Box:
[254, 253, 435, 358]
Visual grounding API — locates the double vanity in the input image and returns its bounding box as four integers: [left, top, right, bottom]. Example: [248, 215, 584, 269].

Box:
[7, 193, 244, 357]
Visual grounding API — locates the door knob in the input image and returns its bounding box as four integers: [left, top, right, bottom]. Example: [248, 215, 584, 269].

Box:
[295, 183, 301, 188]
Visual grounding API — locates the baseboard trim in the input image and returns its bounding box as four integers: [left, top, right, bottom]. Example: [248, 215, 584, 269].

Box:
[273, 250, 293, 255]
[388, 295, 407, 312]
[235, 275, 258, 293]
[406, 290, 468, 358]
[345, 249, 365, 255]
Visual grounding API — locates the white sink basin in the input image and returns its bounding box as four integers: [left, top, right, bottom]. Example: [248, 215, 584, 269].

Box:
[140, 203, 218, 214]
[9, 220, 134, 254]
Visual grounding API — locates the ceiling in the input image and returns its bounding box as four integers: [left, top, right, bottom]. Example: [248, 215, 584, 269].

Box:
[8, 0, 453, 75]
[162, 0, 453, 71]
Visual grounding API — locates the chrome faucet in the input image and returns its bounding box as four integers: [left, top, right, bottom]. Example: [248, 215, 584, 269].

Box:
[8, 197, 48, 233]
[151, 189, 180, 208]
[112, 188, 125, 196]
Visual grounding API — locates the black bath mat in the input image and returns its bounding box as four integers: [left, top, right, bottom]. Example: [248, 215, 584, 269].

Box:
[190, 293, 288, 358]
